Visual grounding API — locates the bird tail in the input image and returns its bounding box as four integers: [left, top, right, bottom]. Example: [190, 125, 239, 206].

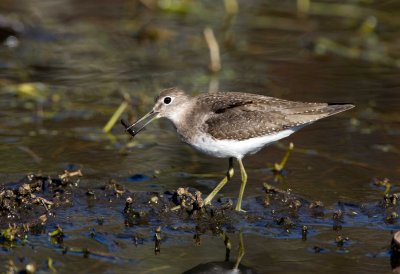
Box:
[324, 103, 355, 116]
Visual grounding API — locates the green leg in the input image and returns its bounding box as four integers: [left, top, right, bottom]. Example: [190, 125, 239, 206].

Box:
[204, 157, 234, 205]
[233, 232, 245, 269]
[235, 158, 247, 212]
[273, 142, 294, 173]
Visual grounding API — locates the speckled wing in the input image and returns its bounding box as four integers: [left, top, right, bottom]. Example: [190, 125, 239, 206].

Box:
[202, 92, 353, 140]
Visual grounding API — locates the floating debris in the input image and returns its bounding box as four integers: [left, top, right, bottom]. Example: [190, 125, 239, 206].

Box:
[335, 235, 350, 248]
[123, 197, 145, 227]
[58, 170, 83, 183]
[171, 187, 204, 213]
[102, 179, 125, 197]
[383, 193, 398, 208]
[385, 212, 399, 224]
[373, 178, 392, 195]
[49, 225, 64, 244]
[124, 197, 134, 214]
[1, 224, 18, 243]
[333, 210, 344, 231]
[309, 201, 325, 217]
[302, 225, 308, 241]
[154, 226, 161, 254]
[276, 216, 293, 232]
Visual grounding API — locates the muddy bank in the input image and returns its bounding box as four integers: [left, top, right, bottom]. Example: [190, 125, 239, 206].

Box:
[1, 170, 398, 273]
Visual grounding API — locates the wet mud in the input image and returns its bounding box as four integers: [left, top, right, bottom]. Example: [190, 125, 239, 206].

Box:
[1, 170, 399, 273]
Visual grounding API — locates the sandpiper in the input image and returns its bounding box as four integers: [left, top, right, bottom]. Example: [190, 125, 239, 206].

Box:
[121, 88, 354, 212]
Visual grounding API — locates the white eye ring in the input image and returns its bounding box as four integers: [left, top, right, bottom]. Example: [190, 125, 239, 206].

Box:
[163, 96, 173, 105]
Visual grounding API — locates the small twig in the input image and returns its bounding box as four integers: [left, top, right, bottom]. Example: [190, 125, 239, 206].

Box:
[103, 101, 129, 133]
[195, 190, 204, 208]
[59, 170, 83, 180]
[39, 214, 48, 225]
[203, 27, 221, 73]
[224, 0, 238, 16]
[31, 195, 54, 211]
[40, 199, 49, 211]
[263, 182, 287, 194]
[170, 205, 181, 211]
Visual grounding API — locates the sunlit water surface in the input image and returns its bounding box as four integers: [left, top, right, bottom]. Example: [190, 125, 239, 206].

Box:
[0, 0, 400, 273]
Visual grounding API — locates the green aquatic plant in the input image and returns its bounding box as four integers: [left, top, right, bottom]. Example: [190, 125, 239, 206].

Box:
[1, 224, 18, 242]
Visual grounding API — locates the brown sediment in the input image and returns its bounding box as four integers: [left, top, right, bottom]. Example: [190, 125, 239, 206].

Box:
[1, 169, 399, 273]
[0, 170, 82, 241]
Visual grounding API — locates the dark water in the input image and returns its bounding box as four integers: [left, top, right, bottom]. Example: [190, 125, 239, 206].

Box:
[1, 0, 400, 273]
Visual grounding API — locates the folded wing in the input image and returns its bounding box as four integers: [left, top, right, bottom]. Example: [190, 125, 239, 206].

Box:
[203, 92, 353, 140]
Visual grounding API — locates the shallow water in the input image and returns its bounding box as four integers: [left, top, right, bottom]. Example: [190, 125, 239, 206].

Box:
[1, 0, 400, 273]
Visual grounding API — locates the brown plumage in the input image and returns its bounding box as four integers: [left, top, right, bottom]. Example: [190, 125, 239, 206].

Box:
[188, 91, 354, 141]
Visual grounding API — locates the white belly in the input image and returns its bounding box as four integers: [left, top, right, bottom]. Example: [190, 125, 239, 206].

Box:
[189, 129, 296, 159]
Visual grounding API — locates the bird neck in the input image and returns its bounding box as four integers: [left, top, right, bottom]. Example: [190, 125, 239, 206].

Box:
[165, 99, 194, 127]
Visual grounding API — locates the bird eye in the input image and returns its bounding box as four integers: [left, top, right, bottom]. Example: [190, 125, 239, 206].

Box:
[163, 97, 172, 104]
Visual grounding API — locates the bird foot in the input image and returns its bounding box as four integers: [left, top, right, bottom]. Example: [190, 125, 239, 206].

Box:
[235, 207, 246, 213]
[203, 198, 212, 206]
[272, 142, 294, 173]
